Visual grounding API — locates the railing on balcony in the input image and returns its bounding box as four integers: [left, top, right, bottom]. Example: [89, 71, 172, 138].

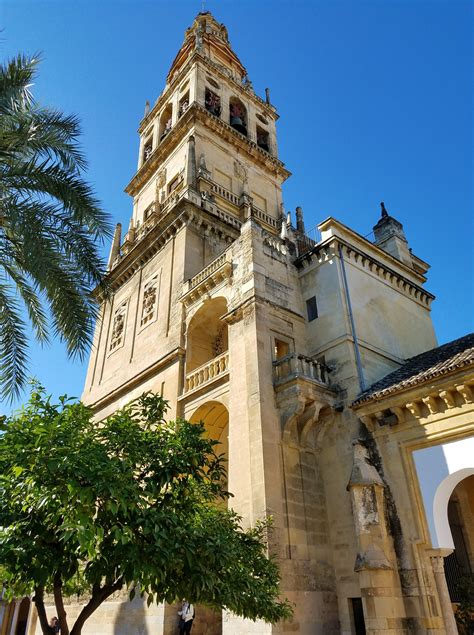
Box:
[188, 252, 228, 291]
[251, 205, 279, 230]
[185, 351, 229, 393]
[273, 353, 330, 387]
[210, 182, 240, 206]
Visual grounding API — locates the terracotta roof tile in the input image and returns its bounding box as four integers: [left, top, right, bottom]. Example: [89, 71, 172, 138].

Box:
[353, 333, 474, 405]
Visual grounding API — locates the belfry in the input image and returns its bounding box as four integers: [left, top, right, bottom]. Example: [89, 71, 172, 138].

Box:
[25, 11, 469, 635]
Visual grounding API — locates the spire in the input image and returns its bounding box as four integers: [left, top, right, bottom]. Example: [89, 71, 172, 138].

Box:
[107, 223, 122, 271]
[168, 12, 248, 84]
[373, 201, 412, 266]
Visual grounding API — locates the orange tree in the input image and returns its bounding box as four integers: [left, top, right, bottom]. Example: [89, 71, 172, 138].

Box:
[0, 388, 292, 635]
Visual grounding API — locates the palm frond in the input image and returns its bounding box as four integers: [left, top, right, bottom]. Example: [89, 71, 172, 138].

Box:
[0, 283, 29, 402]
[0, 53, 112, 399]
[0, 53, 40, 114]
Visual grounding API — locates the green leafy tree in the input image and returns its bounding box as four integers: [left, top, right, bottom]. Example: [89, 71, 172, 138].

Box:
[0, 388, 292, 635]
[0, 54, 111, 400]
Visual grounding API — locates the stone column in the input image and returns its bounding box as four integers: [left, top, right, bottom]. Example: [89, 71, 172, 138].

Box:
[430, 553, 458, 634]
[348, 441, 407, 634]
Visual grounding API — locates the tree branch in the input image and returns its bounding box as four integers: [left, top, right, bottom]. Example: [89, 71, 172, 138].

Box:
[70, 578, 123, 635]
[33, 586, 54, 635]
[53, 573, 70, 635]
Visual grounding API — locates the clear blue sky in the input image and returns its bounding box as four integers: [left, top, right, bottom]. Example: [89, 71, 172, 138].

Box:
[1, 0, 473, 412]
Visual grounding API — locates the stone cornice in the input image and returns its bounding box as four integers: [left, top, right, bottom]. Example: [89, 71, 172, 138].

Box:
[297, 217, 429, 283]
[296, 234, 434, 308]
[353, 367, 474, 428]
[83, 347, 185, 414]
[103, 198, 239, 294]
[318, 217, 430, 277]
[128, 102, 290, 197]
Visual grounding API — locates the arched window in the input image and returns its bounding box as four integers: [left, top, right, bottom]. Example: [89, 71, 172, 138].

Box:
[229, 97, 247, 136]
[205, 87, 221, 117]
[159, 103, 173, 141]
[179, 91, 189, 118]
[256, 125, 269, 152]
[186, 297, 228, 373]
[142, 135, 153, 164]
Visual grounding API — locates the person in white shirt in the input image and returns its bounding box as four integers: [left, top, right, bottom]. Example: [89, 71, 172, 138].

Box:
[178, 599, 194, 633]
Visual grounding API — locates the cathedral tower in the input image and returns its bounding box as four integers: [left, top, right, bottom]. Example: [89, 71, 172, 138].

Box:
[81, 12, 453, 635]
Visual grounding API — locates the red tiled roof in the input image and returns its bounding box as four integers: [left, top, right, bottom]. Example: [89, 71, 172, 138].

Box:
[353, 333, 474, 405]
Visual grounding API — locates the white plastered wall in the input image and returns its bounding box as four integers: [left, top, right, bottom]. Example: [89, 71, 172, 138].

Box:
[413, 437, 474, 548]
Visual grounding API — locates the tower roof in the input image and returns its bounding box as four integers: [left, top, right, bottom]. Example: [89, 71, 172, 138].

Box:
[167, 12, 247, 84]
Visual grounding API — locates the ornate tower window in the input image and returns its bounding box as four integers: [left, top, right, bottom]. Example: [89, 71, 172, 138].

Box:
[229, 97, 247, 136]
[159, 103, 173, 141]
[140, 275, 159, 327]
[142, 136, 153, 163]
[109, 301, 127, 351]
[256, 125, 269, 152]
[205, 87, 221, 117]
[179, 91, 190, 118]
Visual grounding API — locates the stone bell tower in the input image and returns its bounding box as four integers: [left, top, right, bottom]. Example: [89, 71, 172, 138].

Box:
[81, 10, 443, 635]
[82, 11, 304, 634]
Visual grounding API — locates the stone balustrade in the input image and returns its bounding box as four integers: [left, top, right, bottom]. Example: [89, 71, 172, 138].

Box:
[188, 252, 228, 291]
[185, 351, 229, 393]
[273, 353, 330, 387]
[251, 205, 279, 229]
[210, 182, 240, 206]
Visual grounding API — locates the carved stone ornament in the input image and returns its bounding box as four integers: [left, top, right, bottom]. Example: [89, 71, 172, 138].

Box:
[157, 167, 167, 190]
[110, 302, 127, 350]
[213, 324, 226, 356]
[233, 159, 248, 184]
[141, 277, 158, 326]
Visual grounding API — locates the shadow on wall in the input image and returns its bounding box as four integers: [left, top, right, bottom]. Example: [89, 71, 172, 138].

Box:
[113, 595, 150, 635]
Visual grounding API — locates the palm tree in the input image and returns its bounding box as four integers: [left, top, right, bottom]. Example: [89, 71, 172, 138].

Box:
[0, 54, 111, 401]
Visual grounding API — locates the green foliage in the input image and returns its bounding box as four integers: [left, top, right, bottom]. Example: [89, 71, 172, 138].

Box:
[0, 388, 292, 634]
[0, 54, 111, 401]
[455, 574, 474, 635]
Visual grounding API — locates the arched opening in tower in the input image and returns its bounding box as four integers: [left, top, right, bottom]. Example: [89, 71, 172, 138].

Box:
[256, 125, 269, 152]
[186, 297, 228, 374]
[159, 103, 173, 141]
[229, 97, 247, 136]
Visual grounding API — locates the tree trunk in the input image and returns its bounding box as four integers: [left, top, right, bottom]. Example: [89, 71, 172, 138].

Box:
[33, 586, 55, 635]
[69, 579, 123, 635]
[53, 574, 70, 635]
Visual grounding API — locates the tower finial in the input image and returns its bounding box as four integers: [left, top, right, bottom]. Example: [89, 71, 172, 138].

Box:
[295, 206, 305, 234]
[380, 201, 388, 218]
[107, 223, 122, 271]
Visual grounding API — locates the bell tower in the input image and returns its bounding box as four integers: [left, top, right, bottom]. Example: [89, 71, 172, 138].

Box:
[84, 10, 291, 417]
[125, 11, 289, 253]
[82, 10, 440, 635]
[83, 13, 301, 633]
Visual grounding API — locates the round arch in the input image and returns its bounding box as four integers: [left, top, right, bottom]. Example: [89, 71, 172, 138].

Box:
[433, 467, 474, 550]
[186, 297, 228, 373]
[189, 401, 229, 449]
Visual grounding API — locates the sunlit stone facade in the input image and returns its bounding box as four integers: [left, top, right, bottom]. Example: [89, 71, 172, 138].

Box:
[12, 12, 472, 635]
